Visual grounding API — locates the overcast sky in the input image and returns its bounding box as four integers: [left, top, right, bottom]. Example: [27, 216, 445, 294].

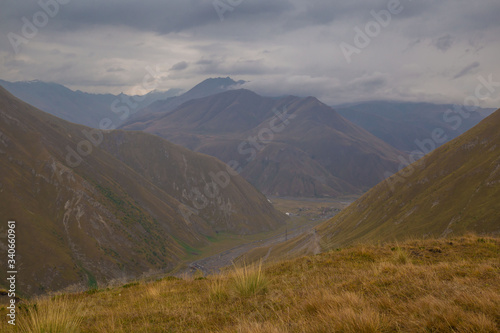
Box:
[1, 0, 499, 106]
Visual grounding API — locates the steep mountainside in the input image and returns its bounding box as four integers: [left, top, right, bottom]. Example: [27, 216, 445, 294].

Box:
[0, 79, 181, 128]
[336, 101, 495, 153]
[247, 109, 500, 262]
[122, 89, 402, 197]
[318, 107, 500, 248]
[0, 87, 285, 295]
[258, 110, 500, 259]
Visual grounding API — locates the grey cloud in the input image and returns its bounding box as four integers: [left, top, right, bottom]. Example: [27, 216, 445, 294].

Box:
[346, 73, 388, 94]
[196, 58, 280, 76]
[0, 0, 499, 108]
[170, 61, 188, 71]
[453, 62, 480, 80]
[433, 35, 454, 52]
[289, 0, 435, 25]
[0, 0, 293, 36]
[196, 59, 214, 65]
[107, 67, 126, 73]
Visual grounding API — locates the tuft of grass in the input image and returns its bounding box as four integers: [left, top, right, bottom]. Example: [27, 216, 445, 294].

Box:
[392, 246, 411, 265]
[17, 296, 84, 333]
[232, 261, 268, 297]
[208, 276, 229, 302]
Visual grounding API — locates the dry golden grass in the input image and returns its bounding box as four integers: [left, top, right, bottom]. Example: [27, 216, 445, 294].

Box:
[208, 274, 229, 302]
[1, 234, 499, 332]
[16, 295, 85, 333]
[231, 261, 269, 297]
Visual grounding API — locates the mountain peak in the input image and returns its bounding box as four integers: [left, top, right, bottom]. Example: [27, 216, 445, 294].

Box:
[303, 96, 322, 104]
[188, 77, 246, 94]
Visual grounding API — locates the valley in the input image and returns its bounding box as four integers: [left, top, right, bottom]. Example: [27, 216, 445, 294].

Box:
[1, 1, 499, 331]
[176, 196, 357, 276]
[241, 108, 500, 264]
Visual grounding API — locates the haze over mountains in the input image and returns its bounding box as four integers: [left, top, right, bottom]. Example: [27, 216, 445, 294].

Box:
[337, 101, 496, 153]
[2, 77, 494, 159]
[0, 79, 182, 129]
[128, 77, 246, 122]
[0, 78, 246, 130]
[0, 86, 285, 295]
[122, 88, 403, 197]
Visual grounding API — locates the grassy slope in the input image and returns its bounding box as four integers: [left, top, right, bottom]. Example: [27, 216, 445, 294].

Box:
[0, 87, 285, 296]
[2, 235, 498, 332]
[317, 108, 500, 249]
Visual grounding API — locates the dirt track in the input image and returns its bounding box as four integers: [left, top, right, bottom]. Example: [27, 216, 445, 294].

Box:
[180, 216, 325, 275]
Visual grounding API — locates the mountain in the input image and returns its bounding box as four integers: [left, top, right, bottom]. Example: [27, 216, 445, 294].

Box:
[0, 79, 181, 128]
[318, 107, 500, 247]
[336, 101, 496, 153]
[125, 77, 246, 124]
[242, 109, 500, 262]
[122, 89, 403, 197]
[0, 86, 285, 295]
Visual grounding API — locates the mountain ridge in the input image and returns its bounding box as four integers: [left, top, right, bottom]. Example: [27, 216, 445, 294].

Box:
[122, 89, 403, 197]
[0, 79, 181, 129]
[0, 86, 285, 295]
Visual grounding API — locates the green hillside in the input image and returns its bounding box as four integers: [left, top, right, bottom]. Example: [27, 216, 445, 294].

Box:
[319, 107, 500, 248]
[0, 87, 285, 296]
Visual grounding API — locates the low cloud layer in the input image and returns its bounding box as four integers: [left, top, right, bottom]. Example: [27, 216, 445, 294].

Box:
[1, 0, 499, 106]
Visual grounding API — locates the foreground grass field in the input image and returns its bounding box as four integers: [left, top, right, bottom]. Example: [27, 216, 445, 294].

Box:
[2, 234, 499, 332]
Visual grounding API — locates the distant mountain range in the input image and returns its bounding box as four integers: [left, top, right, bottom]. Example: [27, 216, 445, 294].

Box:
[2, 77, 494, 159]
[0, 79, 182, 128]
[0, 86, 285, 295]
[2, 76, 497, 199]
[336, 101, 495, 153]
[122, 89, 402, 197]
[0, 77, 246, 130]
